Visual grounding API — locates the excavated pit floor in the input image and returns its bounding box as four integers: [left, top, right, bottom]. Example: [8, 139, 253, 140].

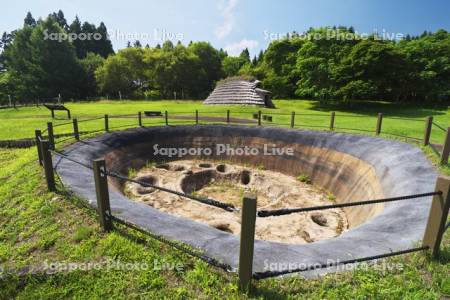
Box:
[125, 160, 348, 244]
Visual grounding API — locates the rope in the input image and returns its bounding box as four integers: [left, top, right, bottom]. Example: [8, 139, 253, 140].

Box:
[52, 121, 74, 127]
[54, 136, 75, 145]
[49, 150, 93, 170]
[333, 127, 375, 134]
[257, 191, 441, 217]
[334, 114, 370, 118]
[109, 114, 136, 118]
[433, 122, 447, 132]
[293, 113, 330, 117]
[48, 148, 234, 272]
[110, 215, 233, 272]
[253, 246, 428, 280]
[48, 147, 237, 212]
[108, 123, 138, 130]
[294, 124, 329, 129]
[383, 116, 424, 122]
[78, 129, 107, 136]
[76, 116, 105, 123]
[106, 171, 238, 212]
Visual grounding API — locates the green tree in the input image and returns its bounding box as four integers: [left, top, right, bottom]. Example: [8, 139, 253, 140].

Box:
[399, 30, 450, 102]
[262, 37, 303, 98]
[95, 47, 145, 96]
[222, 56, 247, 77]
[188, 42, 224, 98]
[143, 43, 199, 98]
[69, 16, 84, 58]
[79, 52, 105, 97]
[239, 48, 251, 63]
[95, 22, 114, 58]
[4, 17, 85, 99]
[24, 12, 36, 27]
[49, 10, 68, 30]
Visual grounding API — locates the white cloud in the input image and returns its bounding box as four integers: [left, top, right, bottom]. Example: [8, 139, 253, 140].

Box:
[225, 39, 259, 56]
[215, 0, 239, 39]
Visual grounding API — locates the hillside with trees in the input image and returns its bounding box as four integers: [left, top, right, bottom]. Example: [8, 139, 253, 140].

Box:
[0, 11, 449, 104]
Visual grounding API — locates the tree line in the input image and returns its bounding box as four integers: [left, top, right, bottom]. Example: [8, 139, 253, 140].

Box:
[0, 11, 449, 104]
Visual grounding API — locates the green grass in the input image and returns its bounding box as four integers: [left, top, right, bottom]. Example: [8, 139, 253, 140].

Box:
[0, 146, 449, 299]
[0, 100, 449, 298]
[0, 99, 449, 145]
[297, 174, 312, 184]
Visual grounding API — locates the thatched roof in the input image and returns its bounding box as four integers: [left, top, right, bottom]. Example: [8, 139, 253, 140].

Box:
[203, 79, 275, 108]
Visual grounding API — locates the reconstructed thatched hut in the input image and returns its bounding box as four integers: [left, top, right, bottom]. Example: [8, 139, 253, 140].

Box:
[203, 78, 275, 108]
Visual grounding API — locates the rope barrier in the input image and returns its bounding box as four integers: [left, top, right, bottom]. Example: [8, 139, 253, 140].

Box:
[78, 129, 107, 136]
[108, 123, 138, 130]
[334, 114, 371, 118]
[54, 136, 75, 145]
[294, 124, 329, 129]
[293, 113, 330, 117]
[108, 114, 136, 118]
[110, 215, 233, 272]
[433, 122, 447, 132]
[259, 112, 292, 116]
[253, 246, 428, 279]
[49, 150, 93, 170]
[257, 191, 441, 217]
[106, 170, 238, 212]
[52, 121, 74, 127]
[76, 116, 105, 123]
[333, 127, 376, 134]
[42, 150, 234, 272]
[383, 116, 424, 122]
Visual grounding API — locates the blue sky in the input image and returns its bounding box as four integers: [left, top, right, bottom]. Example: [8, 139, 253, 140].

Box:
[2, 0, 450, 56]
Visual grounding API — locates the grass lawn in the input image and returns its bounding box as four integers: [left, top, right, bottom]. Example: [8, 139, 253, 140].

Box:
[0, 147, 448, 299]
[0, 99, 449, 144]
[0, 99, 449, 298]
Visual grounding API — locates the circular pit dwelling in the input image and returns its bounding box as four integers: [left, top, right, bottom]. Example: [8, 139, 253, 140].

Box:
[54, 125, 437, 277]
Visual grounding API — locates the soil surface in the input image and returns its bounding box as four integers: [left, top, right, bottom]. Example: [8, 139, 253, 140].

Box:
[125, 160, 348, 244]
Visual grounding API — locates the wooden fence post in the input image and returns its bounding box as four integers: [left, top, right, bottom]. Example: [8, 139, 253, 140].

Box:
[92, 159, 113, 231]
[422, 175, 450, 258]
[238, 193, 257, 292]
[104, 114, 109, 132]
[258, 111, 262, 126]
[440, 127, 450, 165]
[376, 113, 383, 135]
[290, 111, 295, 128]
[195, 110, 199, 125]
[330, 111, 335, 131]
[227, 110, 230, 124]
[423, 116, 433, 146]
[165, 111, 169, 126]
[138, 112, 143, 127]
[40, 140, 56, 192]
[47, 122, 55, 150]
[73, 118, 79, 140]
[35, 130, 43, 166]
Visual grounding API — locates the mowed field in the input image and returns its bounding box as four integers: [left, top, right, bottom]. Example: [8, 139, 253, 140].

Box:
[0, 99, 449, 145]
[0, 100, 449, 298]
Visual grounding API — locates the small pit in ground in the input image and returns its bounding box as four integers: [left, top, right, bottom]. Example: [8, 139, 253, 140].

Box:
[216, 164, 227, 173]
[199, 163, 212, 168]
[134, 175, 158, 195]
[125, 160, 348, 244]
